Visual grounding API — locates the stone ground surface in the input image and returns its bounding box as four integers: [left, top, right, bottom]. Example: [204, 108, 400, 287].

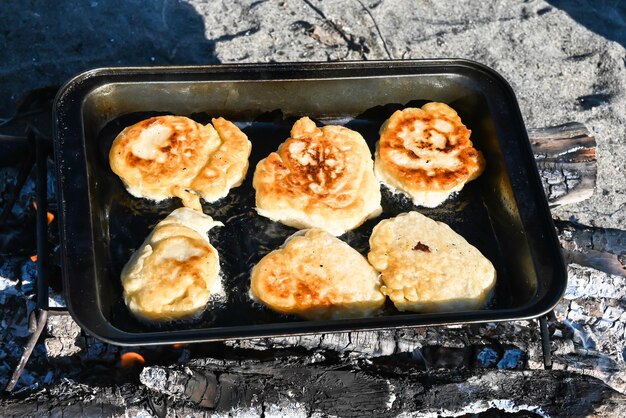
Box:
[1, 0, 626, 416]
[1, 0, 625, 228]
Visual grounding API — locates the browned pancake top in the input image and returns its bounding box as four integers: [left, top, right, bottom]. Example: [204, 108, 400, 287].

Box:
[254, 252, 337, 308]
[377, 102, 484, 192]
[111, 115, 213, 187]
[256, 117, 365, 209]
[120, 208, 222, 321]
[109, 116, 251, 208]
[250, 229, 385, 320]
[271, 138, 352, 206]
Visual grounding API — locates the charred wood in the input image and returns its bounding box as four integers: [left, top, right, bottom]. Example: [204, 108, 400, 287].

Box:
[3, 368, 626, 417]
[528, 122, 596, 208]
[557, 220, 626, 277]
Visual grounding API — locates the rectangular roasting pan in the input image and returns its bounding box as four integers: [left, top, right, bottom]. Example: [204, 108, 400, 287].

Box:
[53, 60, 567, 345]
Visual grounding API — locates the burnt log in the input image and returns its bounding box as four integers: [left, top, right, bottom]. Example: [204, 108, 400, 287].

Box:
[3, 367, 626, 417]
[138, 366, 626, 416]
[557, 220, 626, 278]
[528, 122, 596, 208]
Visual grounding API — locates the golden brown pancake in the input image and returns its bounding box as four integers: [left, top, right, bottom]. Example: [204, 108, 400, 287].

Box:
[375, 102, 485, 207]
[253, 117, 382, 236]
[368, 211, 496, 313]
[121, 208, 222, 321]
[110, 116, 251, 210]
[250, 229, 385, 320]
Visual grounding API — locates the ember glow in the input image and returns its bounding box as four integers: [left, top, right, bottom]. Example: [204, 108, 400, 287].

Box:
[120, 352, 145, 368]
[32, 200, 55, 224]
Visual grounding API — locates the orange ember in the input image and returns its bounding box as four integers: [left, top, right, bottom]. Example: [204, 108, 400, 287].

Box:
[33, 201, 55, 224]
[120, 352, 145, 368]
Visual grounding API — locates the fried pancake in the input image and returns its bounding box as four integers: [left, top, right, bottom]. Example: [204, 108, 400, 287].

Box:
[110, 116, 251, 210]
[368, 211, 496, 313]
[253, 117, 382, 236]
[375, 102, 485, 207]
[121, 208, 223, 321]
[250, 229, 385, 320]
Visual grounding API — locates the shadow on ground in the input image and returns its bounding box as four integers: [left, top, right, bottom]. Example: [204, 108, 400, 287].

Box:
[0, 0, 218, 115]
[547, 0, 626, 48]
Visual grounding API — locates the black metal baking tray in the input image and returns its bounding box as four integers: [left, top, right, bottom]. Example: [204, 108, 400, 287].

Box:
[53, 60, 566, 345]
